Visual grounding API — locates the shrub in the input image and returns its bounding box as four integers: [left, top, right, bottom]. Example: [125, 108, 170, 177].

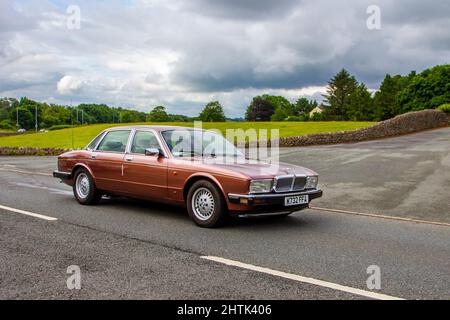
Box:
[300, 114, 310, 122]
[48, 124, 73, 131]
[310, 112, 327, 121]
[437, 103, 450, 113]
[0, 120, 15, 130]
[285, 115, 309, 121]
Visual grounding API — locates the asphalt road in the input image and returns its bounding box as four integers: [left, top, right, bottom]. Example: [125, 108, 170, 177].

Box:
[0, 128, 449, 299]
[279, 127, 450, 223]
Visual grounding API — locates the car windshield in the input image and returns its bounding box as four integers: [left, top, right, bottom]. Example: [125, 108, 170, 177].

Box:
[162, 129, 243, 158]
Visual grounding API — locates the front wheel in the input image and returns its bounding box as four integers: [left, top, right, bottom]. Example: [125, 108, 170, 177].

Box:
[73, 168, 102, 205]
[187, 180, 227, 228]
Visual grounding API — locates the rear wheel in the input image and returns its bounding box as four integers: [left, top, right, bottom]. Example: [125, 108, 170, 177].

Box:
[73, 168, 102, 205]
[187, 180, 227, 228]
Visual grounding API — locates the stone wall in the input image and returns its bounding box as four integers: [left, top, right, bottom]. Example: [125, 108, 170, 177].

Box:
[0, 147, 69, 156]
[278, 109, 449, 147]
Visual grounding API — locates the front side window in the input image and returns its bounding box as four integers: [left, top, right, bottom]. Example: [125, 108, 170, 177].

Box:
[96, 130, 130, 153]
[130, 131, 160, 154]
[162, 130, 243, 157]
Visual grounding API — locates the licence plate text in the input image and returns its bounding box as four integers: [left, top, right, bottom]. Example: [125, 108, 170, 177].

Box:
[284, 195, 309, 206]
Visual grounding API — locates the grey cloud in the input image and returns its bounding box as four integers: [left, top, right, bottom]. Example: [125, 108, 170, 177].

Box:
[1, 0, 449, 117]
[379, 0, 450, 24]
[182, 0, 301, 20]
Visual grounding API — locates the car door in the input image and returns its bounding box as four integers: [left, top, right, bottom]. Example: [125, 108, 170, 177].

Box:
[121, 130, 168, 199]
[88, 130, 131, 193]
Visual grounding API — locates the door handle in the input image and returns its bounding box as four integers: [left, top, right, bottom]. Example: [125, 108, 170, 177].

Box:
[91, 153, 97, 159]
[125, 155, 133, 162]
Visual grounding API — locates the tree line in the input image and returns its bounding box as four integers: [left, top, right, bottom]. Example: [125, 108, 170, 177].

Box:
[0, 99, 193, 131]
[245, 64, 450, 121]
[1, 64, 448, 130]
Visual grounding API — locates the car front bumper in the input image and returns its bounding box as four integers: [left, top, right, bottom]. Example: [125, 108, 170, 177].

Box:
[228, 189, 322, 213]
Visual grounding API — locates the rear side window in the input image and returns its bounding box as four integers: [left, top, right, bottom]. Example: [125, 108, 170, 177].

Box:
[96, 130, 130, 153]
[130, 131, 160, 154]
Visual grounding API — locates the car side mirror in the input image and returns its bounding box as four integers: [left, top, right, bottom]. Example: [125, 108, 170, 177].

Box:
[145, 147, 162, 157]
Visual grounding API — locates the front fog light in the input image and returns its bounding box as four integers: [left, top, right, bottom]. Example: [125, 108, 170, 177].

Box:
[305, 176, 318, 189]
[249, 179, 273, 194]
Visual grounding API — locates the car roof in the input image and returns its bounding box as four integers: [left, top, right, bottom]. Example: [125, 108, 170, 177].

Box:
[106, 125, 198, 132]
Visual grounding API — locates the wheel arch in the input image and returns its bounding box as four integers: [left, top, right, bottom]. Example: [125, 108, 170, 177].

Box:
[183, 173, 227, 204]
[71, 163, 95, 180]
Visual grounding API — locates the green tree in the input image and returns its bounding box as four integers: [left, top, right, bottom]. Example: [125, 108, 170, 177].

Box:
[397, 65, 450, 113]
[271, 107, 289, 121]
[245, 96, 275, 121]
[12, 107, 34, 129]
[199, 101, 226, 122]
[78, 104, 113, 123]
[373, 74, 406, 120]
[14, 97, 46, 130]
[346, 84, 374, 120]
[0, 119, 15, 130]
[295, 98, 318, 115]
[0, 98, 18, 123]
[167, 114, 191, 122]
[42, 104, 72, 127]
[149, 106, 169, 122]
[263, 95, 294, 121]
[323, 69, 358, 118]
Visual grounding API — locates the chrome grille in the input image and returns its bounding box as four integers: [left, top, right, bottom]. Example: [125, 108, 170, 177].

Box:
[274, 176, 293, 192]
[274, 175, 307, 192]
[293, 176, 306, 190]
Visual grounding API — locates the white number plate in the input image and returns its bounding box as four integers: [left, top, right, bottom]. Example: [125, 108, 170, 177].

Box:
[284, 195, 309, 206]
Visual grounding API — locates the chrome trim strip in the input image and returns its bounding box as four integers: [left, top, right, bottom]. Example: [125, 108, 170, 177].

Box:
[290, 176, 296, 190]
[237, 211, 294, 218]
[229, 189, 321, 199]
[125, 128, 136, 154]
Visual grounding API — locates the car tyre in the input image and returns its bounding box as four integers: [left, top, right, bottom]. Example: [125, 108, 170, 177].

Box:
[73, 168, 102, 205]
[187, 180, 227, 228]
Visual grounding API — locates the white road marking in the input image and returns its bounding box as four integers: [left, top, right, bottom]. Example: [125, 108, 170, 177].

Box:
[0, 168, 52, 177]
[201, 256, 404, 300]
[0, 204, 58, 221]
[311, 206, 450, 227]
[15, 182, 72, 196]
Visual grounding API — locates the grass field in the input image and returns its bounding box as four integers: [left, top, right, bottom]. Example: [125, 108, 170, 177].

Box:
[0, 121, 374, 149]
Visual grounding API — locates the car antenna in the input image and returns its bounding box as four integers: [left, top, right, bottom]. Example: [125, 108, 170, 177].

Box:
[71, 99, 74, 149]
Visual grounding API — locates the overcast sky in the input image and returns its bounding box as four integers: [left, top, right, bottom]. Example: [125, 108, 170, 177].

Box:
[1, 0, 449, 117]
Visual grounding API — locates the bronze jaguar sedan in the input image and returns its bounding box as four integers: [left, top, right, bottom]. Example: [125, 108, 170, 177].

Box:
[53, 126, 322, 227]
